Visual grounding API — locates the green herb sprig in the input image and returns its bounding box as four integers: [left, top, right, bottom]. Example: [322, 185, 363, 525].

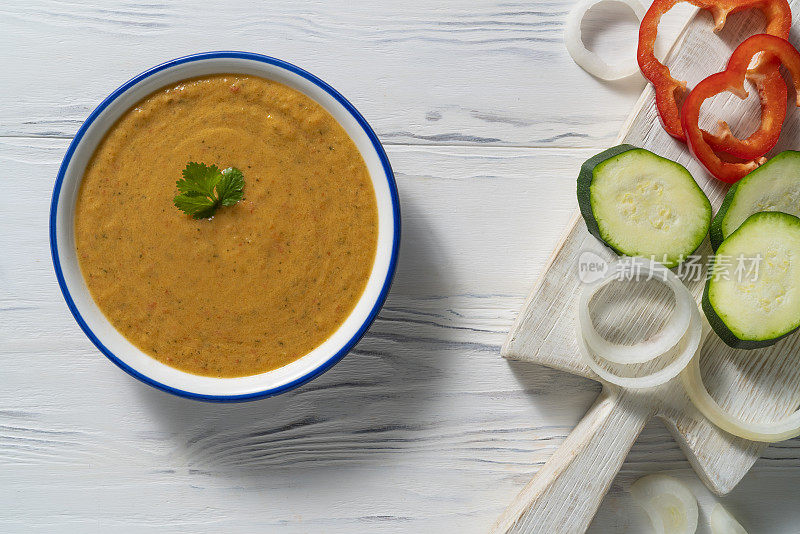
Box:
[173, 162, 244, 219]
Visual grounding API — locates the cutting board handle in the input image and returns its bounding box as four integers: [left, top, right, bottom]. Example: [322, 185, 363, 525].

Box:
[491, 388, 653, 534]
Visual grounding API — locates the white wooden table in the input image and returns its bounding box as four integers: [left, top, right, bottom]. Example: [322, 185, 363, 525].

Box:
[2, 1, 799, 532]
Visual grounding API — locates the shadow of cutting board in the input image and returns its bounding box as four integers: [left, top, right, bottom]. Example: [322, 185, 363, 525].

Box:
[494, 3, 800, 533]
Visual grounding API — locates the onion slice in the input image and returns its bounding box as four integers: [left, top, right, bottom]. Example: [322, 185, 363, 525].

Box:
[565, 0, 647, 80]
[576, 258, 702, 389]
[577, 314, 701, 388]
[710, 503, 748, 534]
[578, 259, 693, 364]
[681, 318, 800, 443]
[631, 474, 698, 534]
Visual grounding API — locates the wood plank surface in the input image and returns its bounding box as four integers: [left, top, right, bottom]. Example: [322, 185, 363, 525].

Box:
[0, 0, 691, 146]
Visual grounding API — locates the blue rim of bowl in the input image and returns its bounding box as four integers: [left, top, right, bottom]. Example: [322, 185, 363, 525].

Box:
[49, 51, 400, 402]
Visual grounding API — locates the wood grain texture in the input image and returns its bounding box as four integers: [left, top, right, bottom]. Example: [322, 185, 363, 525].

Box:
[0, 0, 689, 147]
[501, 3, 800, 532]
[1, 0, 799, 532]
[493, 390, 655, 534]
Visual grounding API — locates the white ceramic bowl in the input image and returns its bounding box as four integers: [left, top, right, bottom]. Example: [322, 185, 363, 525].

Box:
[50, 52, 400, 401]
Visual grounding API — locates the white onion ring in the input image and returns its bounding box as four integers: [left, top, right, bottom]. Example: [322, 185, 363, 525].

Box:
[575, 258, 701, 389]
[577, 309, 701, 388]
[565, 0, 647, 80]
[710, 503, 748, 534]
[681, 318, 800, 443]
[579, 259, 693, 364]
[630, 474, 698, 534]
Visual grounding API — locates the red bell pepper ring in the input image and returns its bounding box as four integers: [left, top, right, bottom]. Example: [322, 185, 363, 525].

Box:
[682, 34, 800, 183]
[702, 55, 787, 160]
[637, 0, 791, 150]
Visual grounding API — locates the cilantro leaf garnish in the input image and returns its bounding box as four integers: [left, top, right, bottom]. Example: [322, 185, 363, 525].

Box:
[173, 162, 245, 219]
[215, 167, 245, 207]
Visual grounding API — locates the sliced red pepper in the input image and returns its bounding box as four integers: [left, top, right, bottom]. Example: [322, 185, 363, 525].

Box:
[701, 55, 787, 160]
[682, 34, 800, 183]
[637, 0, 791, 151]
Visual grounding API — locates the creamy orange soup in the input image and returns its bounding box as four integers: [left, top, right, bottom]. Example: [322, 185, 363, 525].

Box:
[75, 74, 378, 378]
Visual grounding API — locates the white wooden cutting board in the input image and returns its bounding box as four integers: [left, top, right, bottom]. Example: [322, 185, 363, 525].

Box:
[496, 3, 800, 532]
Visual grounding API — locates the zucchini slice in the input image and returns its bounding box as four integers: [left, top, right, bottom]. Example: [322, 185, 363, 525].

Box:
[703, 211, 800, 349]
[578, 145, 711, 268]
[710, 151, 800, 250]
